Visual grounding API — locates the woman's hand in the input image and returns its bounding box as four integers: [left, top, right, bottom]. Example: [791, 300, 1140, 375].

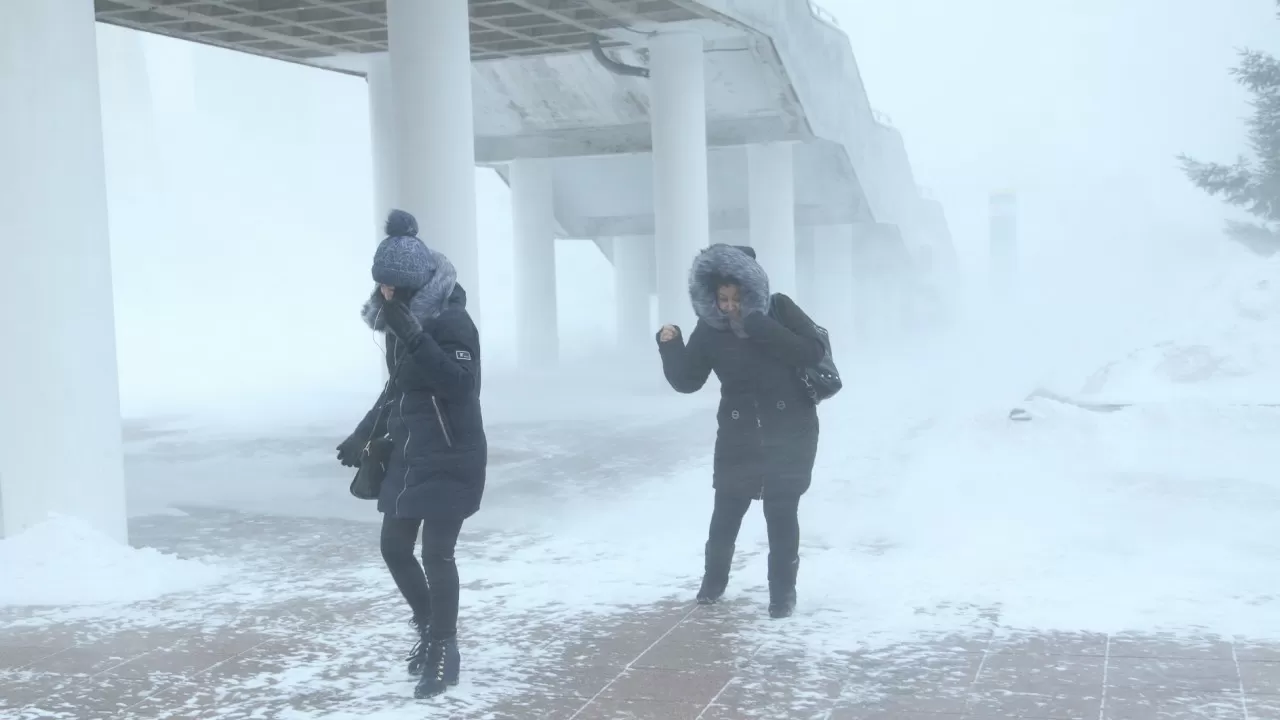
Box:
[659, 325, 680, 343]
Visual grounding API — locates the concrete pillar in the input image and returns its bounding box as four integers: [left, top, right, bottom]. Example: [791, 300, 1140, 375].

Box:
[366, 54, 400, 239]
[747, 143, 796, 296]
[387, 0, 480, 321]
[649, 31, 709, 332]
[614, 235, 656, 351]
[810, 225, 855, 347]
[795, 226, 816, 309]
[510, 159, 558, 366]
[0, 0, 127, 542]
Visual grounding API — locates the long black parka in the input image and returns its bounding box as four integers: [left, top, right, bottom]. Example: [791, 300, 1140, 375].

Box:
[657, 244, 825, 499]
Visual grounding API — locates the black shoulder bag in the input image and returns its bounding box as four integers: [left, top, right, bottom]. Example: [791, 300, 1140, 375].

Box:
[770, 297, 843, 404]
[349, 354, 404, 500]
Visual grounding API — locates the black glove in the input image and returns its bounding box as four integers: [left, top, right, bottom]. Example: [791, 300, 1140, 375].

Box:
[381, 299, 423, 344]
[336, 435, 364, 468]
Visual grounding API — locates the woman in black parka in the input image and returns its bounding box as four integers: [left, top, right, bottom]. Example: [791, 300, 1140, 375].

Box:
[336, 209, 487, 699]
[657, 243, 825, 619]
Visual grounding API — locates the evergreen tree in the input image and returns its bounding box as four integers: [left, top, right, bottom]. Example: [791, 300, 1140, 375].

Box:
[1179, 0, 1280, 256]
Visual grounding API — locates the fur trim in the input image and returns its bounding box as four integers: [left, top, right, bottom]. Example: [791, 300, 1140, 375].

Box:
[688, 243, 770, 330]
[361, 247, 458, 330]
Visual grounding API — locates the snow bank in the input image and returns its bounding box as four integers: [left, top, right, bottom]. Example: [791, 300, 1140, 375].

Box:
[0, 515, 223, 607]
[798, 397, 1280, 643]
[1072, 255, 1280, 402]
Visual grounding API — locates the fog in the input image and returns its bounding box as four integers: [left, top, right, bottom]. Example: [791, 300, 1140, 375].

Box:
[8, 4, 1280, 713]
[94, 1, 1280, 422]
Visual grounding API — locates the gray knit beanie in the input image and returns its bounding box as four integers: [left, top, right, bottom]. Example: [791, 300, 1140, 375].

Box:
[371, 209, 434, 290]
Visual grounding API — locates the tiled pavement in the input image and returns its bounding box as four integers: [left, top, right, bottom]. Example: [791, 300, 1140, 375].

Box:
[5, 509, 1280, 719]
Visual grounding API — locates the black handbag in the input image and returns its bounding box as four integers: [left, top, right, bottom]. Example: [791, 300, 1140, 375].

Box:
[798, 323, 842, 404]
[349, 435, 394, 500]
[770, 297, 843, 404]
[348, 360, 402, 501]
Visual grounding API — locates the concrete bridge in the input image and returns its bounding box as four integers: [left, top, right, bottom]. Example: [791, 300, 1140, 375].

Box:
[0, 0, 953, 541]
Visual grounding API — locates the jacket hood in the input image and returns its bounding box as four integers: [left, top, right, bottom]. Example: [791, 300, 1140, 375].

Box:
[688, 243, 770, 329]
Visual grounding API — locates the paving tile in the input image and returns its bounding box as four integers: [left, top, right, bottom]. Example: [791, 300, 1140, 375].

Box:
[101, 639, 239, 682]
[12, 673, 166, 720]
[0, 670, 60, 711]
[992, 629, 1110, 657]
[1243, 693, 1280, 719]
[632, 629, 752, 671]
[1239, 660, 1280, 696]
[1107, 657, 1241, 693]
[840, 650, 984, 699]
[976, 650, 1106, 692]
[599, 667, 735, 704]
[481, 694, 587, 720]
[1108, 633, 1235, 660]
[1103, 687, 1246, 719]
[0, 644, 70, 671]
[572, 697, 706, 720]
[1234, 640, 1280, 663]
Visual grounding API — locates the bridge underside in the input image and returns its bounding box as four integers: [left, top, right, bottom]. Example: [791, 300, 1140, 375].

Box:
[94, 0, 705, 66]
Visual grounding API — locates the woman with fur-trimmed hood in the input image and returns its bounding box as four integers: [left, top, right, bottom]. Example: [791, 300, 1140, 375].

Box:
[657, 244, 826, 619]
[336, 210, 486, 699]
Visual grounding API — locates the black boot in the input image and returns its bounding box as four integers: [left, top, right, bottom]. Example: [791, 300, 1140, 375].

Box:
[767, 555, 799, 619]
[696, 541, 735, 604]
[406, 616, 430, 676]
[414, 636, 460, 699]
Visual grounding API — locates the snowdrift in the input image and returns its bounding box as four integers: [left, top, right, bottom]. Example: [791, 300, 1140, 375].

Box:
[0, 515, 223, 607]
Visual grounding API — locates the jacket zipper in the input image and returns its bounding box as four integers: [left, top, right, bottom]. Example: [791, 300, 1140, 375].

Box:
[752, 395, 764, 500]
[431, 396, 454, 448]
[393, 391, 409, 516]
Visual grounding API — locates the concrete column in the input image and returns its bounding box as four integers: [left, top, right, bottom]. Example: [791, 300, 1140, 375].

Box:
[649, 31, 709, 332]
[810, 225, 855, 347]
[0, 0, 127, 542]
[366, 54, 400, 239]
[510, 159, 558, 367]
[387, 0, 480, 321]
[747, 143, 796, 296]
[614, 235, 656, 351]
[795, 226, 816, 309]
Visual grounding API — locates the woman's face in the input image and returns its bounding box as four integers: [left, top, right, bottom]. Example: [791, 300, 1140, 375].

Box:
[380, 284, 395, 301]
[717, 284, 742, 316]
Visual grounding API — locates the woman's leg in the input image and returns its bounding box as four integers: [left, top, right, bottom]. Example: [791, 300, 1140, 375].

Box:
[420, 516, 464, 640]
[380, 513, 432, 623]
[381, 513, 433, 674]
[699, 489, 753, 603]
[762, 493, 801, 618]
[415, 515, 465, 698]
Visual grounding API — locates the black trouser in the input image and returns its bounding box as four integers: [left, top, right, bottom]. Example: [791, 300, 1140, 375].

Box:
[380, 513, 464, 640]
[705, 488, 801, 589]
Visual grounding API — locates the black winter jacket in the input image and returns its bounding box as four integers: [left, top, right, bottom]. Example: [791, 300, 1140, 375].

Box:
[657, 244, 825, 498]
[353, 284, 486, 521]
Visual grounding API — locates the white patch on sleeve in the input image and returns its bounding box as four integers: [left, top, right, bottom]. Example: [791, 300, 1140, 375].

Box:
[455, 350, 472, 361]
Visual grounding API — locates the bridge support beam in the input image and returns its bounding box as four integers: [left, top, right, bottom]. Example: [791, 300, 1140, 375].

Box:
[649, 31, 709, 331]
[366, 54, 400, 239]
[747, 143, 796, 296]
[510, 158, 559, 367]
[0, 0, 127, 542]
[852, 222, 909, 348]
[795, 227, 816, 312]
[613, 235, 656, 352]
[387, 0, 480, 320]
[810, 225, 856, 345]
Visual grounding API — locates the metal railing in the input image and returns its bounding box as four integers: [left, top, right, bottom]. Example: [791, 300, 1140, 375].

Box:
[808, 0, 840, 28]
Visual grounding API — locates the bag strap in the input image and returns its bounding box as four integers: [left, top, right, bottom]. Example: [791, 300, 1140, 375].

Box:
[363, 337, 411, 447]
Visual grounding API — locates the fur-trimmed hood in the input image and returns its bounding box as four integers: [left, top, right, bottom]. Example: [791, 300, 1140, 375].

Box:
[688, 243, 771, 330]
[361, 254, 460, 331]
